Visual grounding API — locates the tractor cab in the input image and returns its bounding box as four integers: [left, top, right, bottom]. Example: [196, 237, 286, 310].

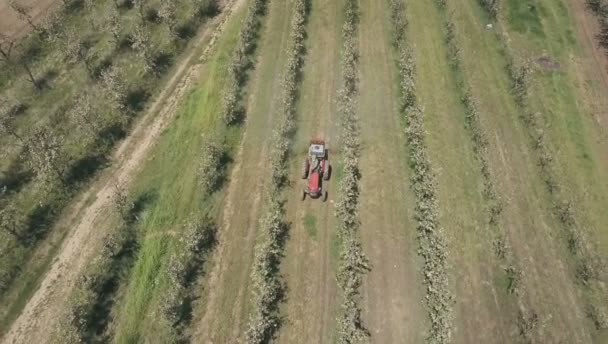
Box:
[302, 139, 331, 201]
[309, 142, 326, 158]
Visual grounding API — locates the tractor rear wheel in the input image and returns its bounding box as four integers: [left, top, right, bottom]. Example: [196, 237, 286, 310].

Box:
[323, 163, 331, 181]
[302, 160, 309, 179]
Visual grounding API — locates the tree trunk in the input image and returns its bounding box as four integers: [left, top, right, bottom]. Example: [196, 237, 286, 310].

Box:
[0, 46, 10, 61]
[2, 227, 26, 243]
[6, 128, 24, 143]
[21, 61, 41, 90]
[27, 18, 38, 31]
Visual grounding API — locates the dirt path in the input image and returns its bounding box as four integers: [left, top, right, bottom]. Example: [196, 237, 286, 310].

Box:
[0, 0, 59, 39]
[192, 1, 295, 342]
[356, 0, 427, 342]
[1, 3, 241, 342]
[276, 0, 341, 341]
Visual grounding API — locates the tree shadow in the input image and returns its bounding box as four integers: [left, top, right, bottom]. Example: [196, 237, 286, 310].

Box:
[90, 57, 113, 80]
[63, 153, 110, 187]
[86, 224, 141, 342]
[24, 202, 55, 245]
[170, 221, 218, 342]
[0, 160, 33, 196]
[124, 88, 150, 113]
[207, 151, 234, 195]
[61, 0, 85, 14]
[196, 2, 221, 18]
[126, 189, 158, 225]
[37, 69, 58, 90]
[153, 52, 175, 75]
[98, 123, 127, 145]
[176, 22, 197, 40]
[145, 8, 160, 23]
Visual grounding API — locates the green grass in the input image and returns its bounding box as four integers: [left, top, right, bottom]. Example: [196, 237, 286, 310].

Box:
[505, 0, 546, 38]
[512, 0, 608, 255]
[303, 213, 318, 240]
[111, 8, 246, 342]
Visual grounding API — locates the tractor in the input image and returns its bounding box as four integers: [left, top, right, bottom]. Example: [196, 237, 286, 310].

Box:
[301, 139, 331, 201]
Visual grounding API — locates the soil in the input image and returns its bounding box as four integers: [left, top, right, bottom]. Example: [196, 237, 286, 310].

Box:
[536, 56, 561, 70]
[0, 0, 60, 39]
[0, 2, 240, 342]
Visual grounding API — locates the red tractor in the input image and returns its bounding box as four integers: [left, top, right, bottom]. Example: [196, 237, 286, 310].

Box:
[301, 139, 331, 201]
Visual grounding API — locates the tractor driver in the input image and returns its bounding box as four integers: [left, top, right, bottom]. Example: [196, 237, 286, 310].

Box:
[312, 157, 321, 172]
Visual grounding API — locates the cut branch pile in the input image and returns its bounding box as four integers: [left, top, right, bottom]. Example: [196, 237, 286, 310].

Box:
[245, 0, 309, 342]
[157, 218, 216, 340]
[334, 0, 370, 343]
[389, 0, 453, 342]
[221, 0, 269, 125]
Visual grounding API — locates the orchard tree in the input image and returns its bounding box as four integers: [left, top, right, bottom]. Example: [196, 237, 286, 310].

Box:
[131, 24, 155, 73]
[25, 126, 66, 187]
[112, 183, 133, 224]
[0, 34, 41, 89]
[100, 66, 126, 111]
[106, 5, 122, 46]
[8, 0, 39, 31]
[0, 98, 24, 143]
[0, 33, 15, 62]
[21, 58, 41, 90]
[39, 10, 64, 43]
[0, 204, 27, 242]
[133, 0, 147, 23]
[62, 29, 95, 73]
[192, 0, 218, 16]
[69, 93, 100, 140]
[158, 1, 177, 37]
[84, 0, 94, 12]
[198, 135, 224, 193]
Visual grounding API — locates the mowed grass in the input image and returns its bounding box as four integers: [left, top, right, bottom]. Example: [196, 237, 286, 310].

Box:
[451, 0, 597, 340]
[504, 0, 608, 255]
[110, 7, 247, 342]
[303, 213, 318, 240]
[405, 0, 515, 341]
[502, 0, 608, 339]
[229, 0, 299, 338]
[187, 0, 295, 341]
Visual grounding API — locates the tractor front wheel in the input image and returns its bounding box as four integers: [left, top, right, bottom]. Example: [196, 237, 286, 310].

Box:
[322, 191, 328, 202]
[301, 190, 307, 201]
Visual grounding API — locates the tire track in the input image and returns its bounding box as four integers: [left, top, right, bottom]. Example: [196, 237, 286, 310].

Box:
[276, 0, 341, 342]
